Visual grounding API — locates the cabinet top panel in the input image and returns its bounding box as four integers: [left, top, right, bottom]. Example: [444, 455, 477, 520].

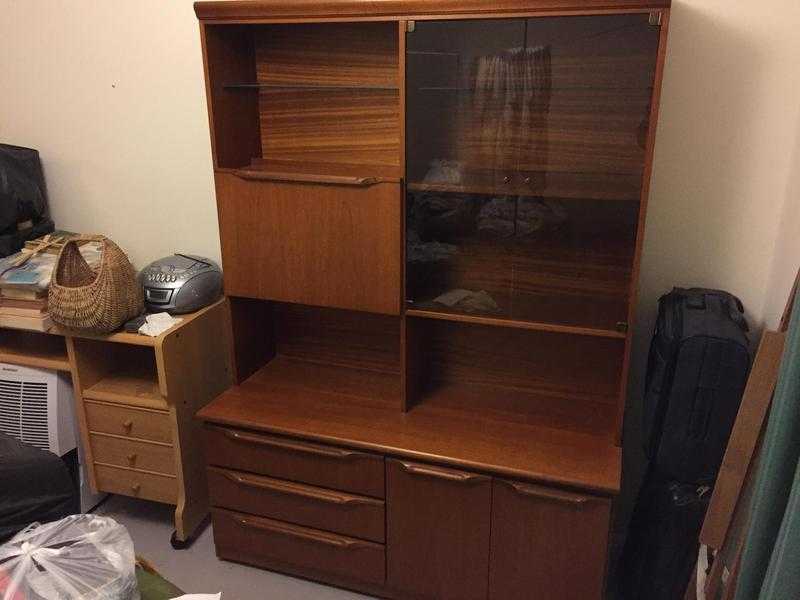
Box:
[195, 0, 670, 22]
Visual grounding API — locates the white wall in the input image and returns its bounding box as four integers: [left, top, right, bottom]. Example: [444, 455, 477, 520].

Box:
[0, 0, 218, 268]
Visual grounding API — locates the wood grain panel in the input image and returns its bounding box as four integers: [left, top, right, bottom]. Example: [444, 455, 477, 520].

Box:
[254, 22, 400, 167]
[255, 23, 398, 87]
[90, 433, 176, 476]
[489, 478, 611, 599]
[275, 304, 401, 374]
[201, 25, 261, 168]
[205, 424, 386, 498]
[196, 1, 671, 21]
[386, 459, 491, 599]
[212, 509, 386, 585]
[94, 464, 178, 504]
[259, 89, 400, 166]
[85, 401, 172, 444]
[207, 466, 385, 542]
[216, 172, 401, 314]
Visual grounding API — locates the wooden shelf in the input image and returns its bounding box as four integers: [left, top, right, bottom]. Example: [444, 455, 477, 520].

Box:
[198, 356, 621, 494]
[407, 171, 643, 202]
[405, 307, 627, 339]
[83, 364, 166, 411]
[0, 330, 70, 372]
[225, 83, 399, 91]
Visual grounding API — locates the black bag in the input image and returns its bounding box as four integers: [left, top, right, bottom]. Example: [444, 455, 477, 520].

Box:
[642, 288, 750, 484]
[0, 144, 55, 257]
[619, 473, 711, 600]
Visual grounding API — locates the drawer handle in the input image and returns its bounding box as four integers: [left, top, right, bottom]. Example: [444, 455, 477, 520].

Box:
[503, 480, 591, 506]
[223, 430, 365, 461]
[131, 483, 141, 494]
[397, 461, 488, 484]
[232, 169, 380, 187]
[127, 453, 137, 464]
[235, 516, 369, 550]
[224, 472, 380, 507]
[122, 420, 133, 432]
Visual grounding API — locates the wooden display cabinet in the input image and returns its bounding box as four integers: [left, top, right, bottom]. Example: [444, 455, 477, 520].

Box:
[194, 0, 671, 597]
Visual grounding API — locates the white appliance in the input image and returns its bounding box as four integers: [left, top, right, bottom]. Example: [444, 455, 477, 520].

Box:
[0, 363, 104, 512]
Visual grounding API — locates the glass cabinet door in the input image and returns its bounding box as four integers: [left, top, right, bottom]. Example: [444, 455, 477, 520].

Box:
[405, 14, 660, 333]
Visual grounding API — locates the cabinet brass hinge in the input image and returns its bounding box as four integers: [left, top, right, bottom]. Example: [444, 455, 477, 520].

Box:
[406, 20, 416, 33]
[616, 322, 629, 333]
[649, 11, 663, 27]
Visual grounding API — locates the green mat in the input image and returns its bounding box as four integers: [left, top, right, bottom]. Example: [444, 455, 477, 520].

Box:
[136, 564, 184, 600]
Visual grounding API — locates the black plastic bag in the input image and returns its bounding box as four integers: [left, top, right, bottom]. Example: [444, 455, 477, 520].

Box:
[0, 144, 54, 256]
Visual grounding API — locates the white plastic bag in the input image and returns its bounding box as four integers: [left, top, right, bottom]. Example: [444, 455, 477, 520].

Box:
[0, 515, 139, 600]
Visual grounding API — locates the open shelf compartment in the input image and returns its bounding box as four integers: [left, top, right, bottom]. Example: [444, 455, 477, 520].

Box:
[203, 21, 402, 180]
[72, 339, 164, 411]
[0, 329, 70, 372]
[404, 316, 625, 442]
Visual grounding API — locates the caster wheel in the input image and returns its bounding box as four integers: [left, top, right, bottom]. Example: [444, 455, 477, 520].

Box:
[170, 531, 190, 550]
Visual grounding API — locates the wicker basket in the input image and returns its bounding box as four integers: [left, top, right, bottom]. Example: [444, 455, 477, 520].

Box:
[49, 236, 143, 333]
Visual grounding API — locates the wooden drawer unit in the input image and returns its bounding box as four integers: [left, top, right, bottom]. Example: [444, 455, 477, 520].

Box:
[90, 433, 176, 476]
[94, 464, 178, 504]
[387, 459, 492, 600]
[212, 508, 385, 585]
[85, 401, 172, 444]
[208, 467, 385, 543]
[216, 172, 401, 315]
[204, 426, 385, 498]
[489, 479, 612, 600]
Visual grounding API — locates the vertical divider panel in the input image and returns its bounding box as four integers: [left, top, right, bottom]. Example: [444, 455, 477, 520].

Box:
[616, 9, 672, 445]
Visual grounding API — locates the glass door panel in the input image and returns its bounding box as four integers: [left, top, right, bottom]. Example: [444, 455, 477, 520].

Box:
[405, 15, 660, 333]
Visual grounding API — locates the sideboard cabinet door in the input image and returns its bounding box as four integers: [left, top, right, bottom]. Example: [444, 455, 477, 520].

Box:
[387, 459, 491, 599]
[489, 479, 612, 600]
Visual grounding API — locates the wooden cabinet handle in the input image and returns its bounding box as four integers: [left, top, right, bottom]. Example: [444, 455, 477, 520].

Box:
[122, 420, 133, 431]
[235, 516, 369, 549]
[131, 483, 141, 494]
[397, 460, 488, 483]
[224, 471, 380, 507]
[502, 480, 591, 506]
[232, 169, 380, 187]
[127, 453, 137, 463]
[223, 429, 365, 460]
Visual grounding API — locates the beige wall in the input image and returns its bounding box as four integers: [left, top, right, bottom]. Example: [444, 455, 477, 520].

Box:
[0, 0, 219, 268]
[1, 2, 798, 358]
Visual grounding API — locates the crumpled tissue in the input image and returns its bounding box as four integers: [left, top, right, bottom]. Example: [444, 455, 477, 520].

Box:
[138, 312, 183, 337]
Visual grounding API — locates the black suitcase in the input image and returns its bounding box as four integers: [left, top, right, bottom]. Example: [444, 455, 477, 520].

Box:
[642, 288, 750, 484]
[619, 473, 711, 600]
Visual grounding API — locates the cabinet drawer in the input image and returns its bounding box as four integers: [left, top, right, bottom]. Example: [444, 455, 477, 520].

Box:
[208, 467, 385, 543]
[212, 508, 385, 585]
[489, 479, 611, 600]
[205, 426, 384, 498]
[90, 433, 175, 476]
[94, 464, 177, 504]
[85, 401, 172, 444]
[215, 172, 401, 315]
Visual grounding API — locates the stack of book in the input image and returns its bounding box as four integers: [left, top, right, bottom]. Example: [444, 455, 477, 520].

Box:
[0, 235, 102, 332]
[0, 287, 50, 331]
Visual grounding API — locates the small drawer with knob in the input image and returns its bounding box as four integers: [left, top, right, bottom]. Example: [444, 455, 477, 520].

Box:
[94, 463, 178, 504]
[90, 433, 176, 476]
[85, 400, 172, 444]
